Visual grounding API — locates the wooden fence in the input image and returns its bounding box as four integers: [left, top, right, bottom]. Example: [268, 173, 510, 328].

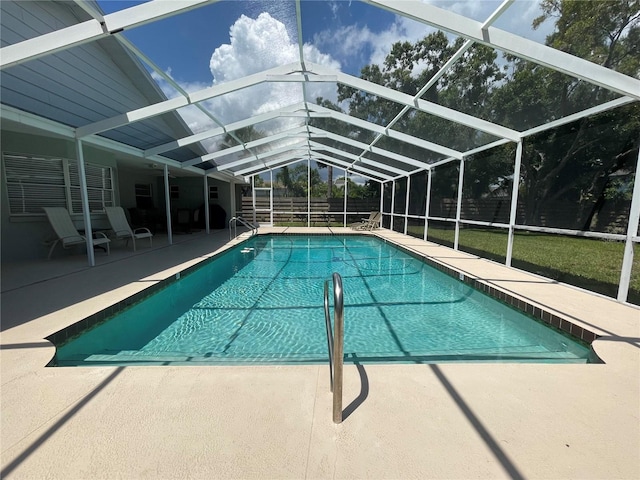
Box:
[241, 197, 380, 225]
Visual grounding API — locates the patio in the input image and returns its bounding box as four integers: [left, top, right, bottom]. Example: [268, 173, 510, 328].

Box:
[1, 228, 638, 479]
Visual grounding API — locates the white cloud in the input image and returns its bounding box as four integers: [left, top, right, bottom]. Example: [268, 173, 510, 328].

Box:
[207, 13, 340, 124]
[313, 15, 440, 75]
[150, 72, 221, 150]
[152, 12, 341, 152]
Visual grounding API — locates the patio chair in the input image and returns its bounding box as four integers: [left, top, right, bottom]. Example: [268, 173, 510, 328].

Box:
[350, 211, 381, 231]
[105, 206, 153, 251]
[43, 207, 110, 259]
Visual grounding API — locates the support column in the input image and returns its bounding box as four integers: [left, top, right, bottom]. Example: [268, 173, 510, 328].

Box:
[75, 139, 95, 267]
[390, 180, 396, 231]
[203, 175, 210, 234]
[251, 176, 257, 225]
[506, 141, 523, 266]
[229, 180, 236, 226]
[269, 170, 274, 226]
[307, 158, 311, 227]
[454, 158, 465, 250]
[343, 171, 348, 227]
[424, 169, 432, 241]
[164, 164, 173, 245]
[617, 148, 640, 302]
[404, 175, 411, 235]
[379, 182, 384, 227]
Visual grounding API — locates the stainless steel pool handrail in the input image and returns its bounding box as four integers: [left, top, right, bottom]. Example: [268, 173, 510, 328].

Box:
[323, 272, 344, 424]
[229, 216, 258, 240]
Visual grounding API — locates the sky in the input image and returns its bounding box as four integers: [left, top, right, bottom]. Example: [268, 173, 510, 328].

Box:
[97, 0, 554, 154]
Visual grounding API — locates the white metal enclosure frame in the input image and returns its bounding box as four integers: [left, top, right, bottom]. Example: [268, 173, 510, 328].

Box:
[0, 0, 638, 303]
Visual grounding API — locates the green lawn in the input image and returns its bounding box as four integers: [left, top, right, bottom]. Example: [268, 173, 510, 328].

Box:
[415, 226, 640, 304]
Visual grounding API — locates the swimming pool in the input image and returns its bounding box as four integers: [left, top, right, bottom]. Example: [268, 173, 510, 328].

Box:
[52, 235, 592, 366]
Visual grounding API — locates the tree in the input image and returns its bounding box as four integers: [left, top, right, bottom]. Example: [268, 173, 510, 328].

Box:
[309, 98, 350, 199]
[274, 163, 310, 197]
[339, 32, 505, 154]
[494, 0, 640, 228]
[320, 2, 639, 232]
[275, 166, 294, 197]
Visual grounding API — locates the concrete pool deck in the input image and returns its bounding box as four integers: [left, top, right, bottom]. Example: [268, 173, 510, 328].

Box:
[1, 227, 639, 479]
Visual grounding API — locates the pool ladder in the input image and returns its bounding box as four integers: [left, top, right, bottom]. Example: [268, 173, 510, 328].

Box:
[228, 216, 258, 240]
[324, 272, 344, 424]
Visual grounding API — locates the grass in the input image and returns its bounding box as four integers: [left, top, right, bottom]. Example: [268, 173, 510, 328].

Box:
[415, 226, 640, 304]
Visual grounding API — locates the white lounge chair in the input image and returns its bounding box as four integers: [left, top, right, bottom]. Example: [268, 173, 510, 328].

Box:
[350, 211, 381, 231]
[43, 207, 110, 259]
[105, 206, 153, 251]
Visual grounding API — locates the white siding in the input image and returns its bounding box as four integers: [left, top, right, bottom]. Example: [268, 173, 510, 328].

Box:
[0, 1, 190, 152]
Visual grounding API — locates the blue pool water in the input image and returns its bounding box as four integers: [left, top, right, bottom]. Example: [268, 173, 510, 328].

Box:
[54, 235, 591, 365]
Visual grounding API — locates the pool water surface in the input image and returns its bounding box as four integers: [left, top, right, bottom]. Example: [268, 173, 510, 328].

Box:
[53, 235, 592, 365]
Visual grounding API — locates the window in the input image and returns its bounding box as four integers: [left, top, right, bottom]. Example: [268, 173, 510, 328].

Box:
[135, 183, 153, 209]
[69, 161, 114, 213]
[209, 185, 218, 200]
[3, 152, 114, 216]
[135, 183, 152, 197]
[170, 185, 180, 199]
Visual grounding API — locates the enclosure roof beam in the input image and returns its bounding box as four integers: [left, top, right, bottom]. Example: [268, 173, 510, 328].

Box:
[309, 147, 399, 180]
[76, 62, 299, 138]
[250, 158, 308, 176]
[216, 141, 308, 171]
[0, 0, 220, 69]
[113, 34, 250, 156]
[234, 153, 305, 176]
[183, 125, 309, 166]
[189, 63, 301, 104]
[309, 141, 410, 177]
[428, 157, 458, 169]
[366, 0, 640, 100]
[72, 0, 105, 23]
[156, 93, 462, 167]
[307, 103, 464, 160]
[520, 97, 638, 138]
[314, 158, 386, 182]
[310, 62, 520, 142]
[307, 126, 432, 170]
[312, 152, 392, 182]
[360, 0, 514, 156]
[219, 148, 310, 174]
[461, 139, 513, 159]
[145, 102, 306, 156]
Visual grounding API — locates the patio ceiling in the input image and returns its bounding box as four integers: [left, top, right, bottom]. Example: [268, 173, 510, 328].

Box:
[1, 0, 638, 183]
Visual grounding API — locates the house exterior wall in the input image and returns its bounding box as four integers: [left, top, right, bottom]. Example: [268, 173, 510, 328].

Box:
[0, 130, 124, 262]
[0, 131, 180, 263]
